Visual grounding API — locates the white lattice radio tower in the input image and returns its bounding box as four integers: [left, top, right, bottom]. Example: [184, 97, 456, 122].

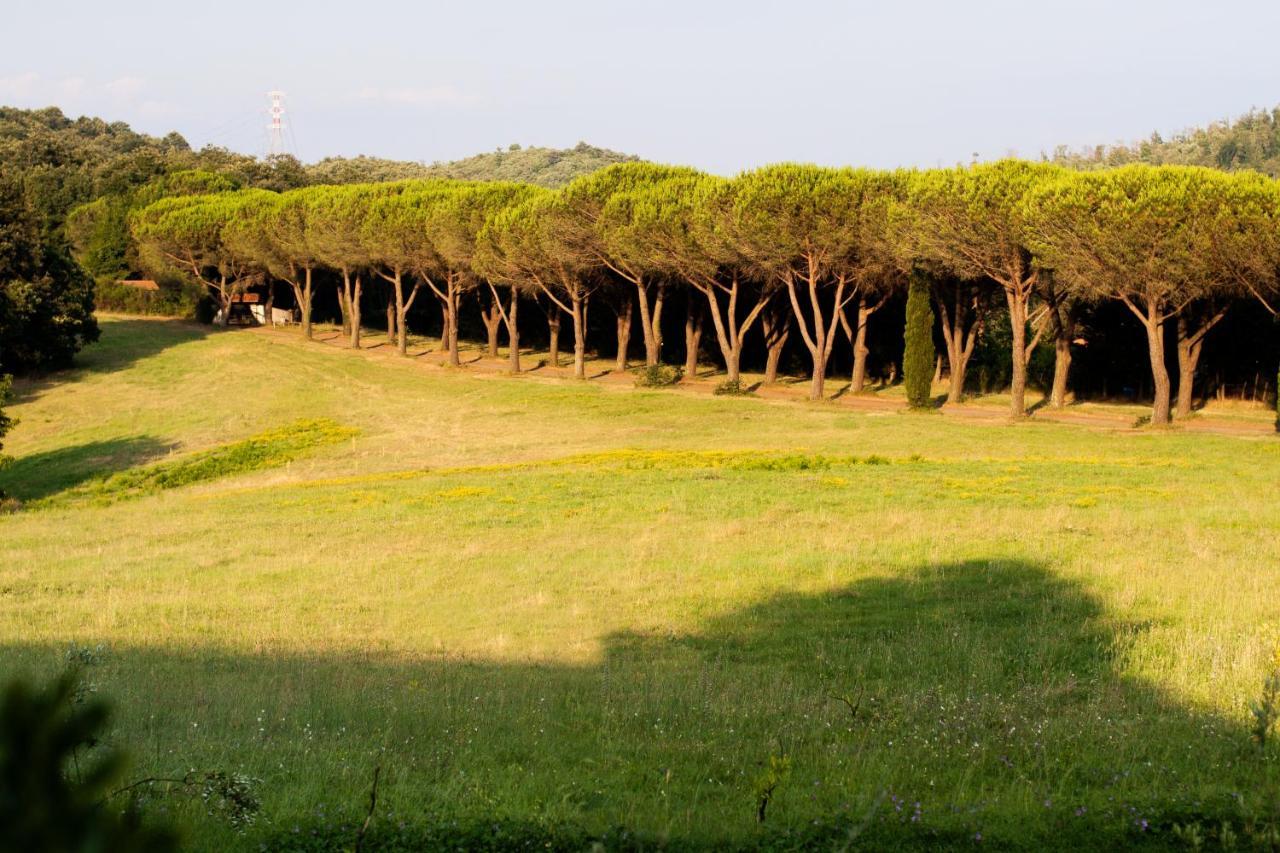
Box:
[266, 90, 287, 156]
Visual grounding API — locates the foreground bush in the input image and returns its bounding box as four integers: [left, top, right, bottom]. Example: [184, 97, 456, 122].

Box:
[0, 673, 179, 853]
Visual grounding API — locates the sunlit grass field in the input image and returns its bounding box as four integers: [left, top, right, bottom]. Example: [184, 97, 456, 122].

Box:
[3, 316, 1280, 850]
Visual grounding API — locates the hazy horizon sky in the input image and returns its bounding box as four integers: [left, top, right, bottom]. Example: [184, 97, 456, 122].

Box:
[5, 1, 1279, 174]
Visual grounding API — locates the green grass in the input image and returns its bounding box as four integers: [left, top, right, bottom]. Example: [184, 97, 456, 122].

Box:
[29, 418, 358, 508]
[2, 316, 1280, 850]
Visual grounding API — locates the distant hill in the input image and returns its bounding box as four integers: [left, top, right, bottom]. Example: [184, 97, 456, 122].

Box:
[1049, 106, 1280, 177]
[0, 106, 191, 225]
[0, 104, 644, 301]
[306, 142, 642, 188]
[1, 105, 643, 230]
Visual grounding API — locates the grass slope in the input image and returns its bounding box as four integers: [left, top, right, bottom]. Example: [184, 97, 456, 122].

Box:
[2, 317, 1279, 850]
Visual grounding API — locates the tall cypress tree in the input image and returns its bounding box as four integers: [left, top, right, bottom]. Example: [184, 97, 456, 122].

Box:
[903, 267, 936, 409]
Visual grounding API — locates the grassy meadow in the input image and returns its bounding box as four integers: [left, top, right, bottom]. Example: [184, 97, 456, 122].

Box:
[2, 316, 1280, 850]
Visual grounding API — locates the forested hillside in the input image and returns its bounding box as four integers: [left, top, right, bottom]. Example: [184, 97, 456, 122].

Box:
[0, 106, 640, 331]
[2, 106, 640, 221]
[1050, 106, 1280, 176]
[307, 143, 640, 188]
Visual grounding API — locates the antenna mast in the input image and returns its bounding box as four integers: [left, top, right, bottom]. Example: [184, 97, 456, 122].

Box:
[266, 90, 287, 157]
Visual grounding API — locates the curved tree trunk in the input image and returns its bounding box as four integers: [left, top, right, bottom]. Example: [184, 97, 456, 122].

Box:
[1174, 307, 1228, 418]
[634, 280, 666, 366]
[850, 304, 871, 393]
[482, 289, 503, 358]
[784, 265, 850, 401]
[218, 301, 231, 327]
[698, 276, 769, 387]
[934, 280, 980, 405]
[506, 289, 520, 373]
[385, 300, 396, 345]
[762, 300, 791, 385]
[377, 267, 419, 357]
[1175, 323, 1202, 418]
[839, 294, 885, 394]
[1145, 311, 1171, 425]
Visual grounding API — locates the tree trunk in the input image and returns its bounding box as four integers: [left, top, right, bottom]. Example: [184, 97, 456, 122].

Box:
[446, 282, 461, 367]
[1173, 308, 1228, 418]
[386, 301, 396, 345]
[439, 302, 451, 354]
[809, 360, 826, 400]
[506, 289, 521, 373]
[614, 298, 632, 372]
[935, 283, 979, 406]
[482, 290, 502, 358]
[785, 267, 846, 402]
[931, 279, 977, 404]
[933, 355, 943, 387]
[635, 280, 666, 366]
[1006, 289, 1028, 417]
[348, 272, 363, 350]
[264, 281, 275, 328]
[546, 307, 561, 368]
[393, 271, 408, 356]
[949, 351, 970, 404]
[697, 275, 769, 389]
[805, 303, 828, 402]
[1143, 307, 1172, 426]
[300, 267, 314, 340]
[336, 282, 351, 339]
[218, 293, 231, 328]
[849, 297, 874, 393]
[762, 301, 790, 385]
[1050, 333, 1071, 408]
[684, 298, 703, 379]
[571, 292, 586, 379]
[1176, 315, 1201, 418]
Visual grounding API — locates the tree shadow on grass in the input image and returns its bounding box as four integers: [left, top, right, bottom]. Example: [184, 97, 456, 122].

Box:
[1027, 396, 1051, 414]
[0, 435, 173, 501]
[2, 560, 1270, 850]
[10, 318, 213, 405]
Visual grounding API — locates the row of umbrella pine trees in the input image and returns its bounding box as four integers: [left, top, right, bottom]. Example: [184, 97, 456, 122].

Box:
[129, 160, 1280, 425]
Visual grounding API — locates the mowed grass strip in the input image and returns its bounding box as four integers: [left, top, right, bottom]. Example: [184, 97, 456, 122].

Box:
[1, 317, 1279, 850]
[29, 418, 358, 508]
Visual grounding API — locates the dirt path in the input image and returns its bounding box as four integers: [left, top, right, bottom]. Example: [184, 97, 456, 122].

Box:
[264, 326, 1278, 439]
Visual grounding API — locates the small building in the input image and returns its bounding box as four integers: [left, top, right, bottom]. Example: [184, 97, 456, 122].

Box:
[214, 292, 297, 326]
[223, 292, 261, 326]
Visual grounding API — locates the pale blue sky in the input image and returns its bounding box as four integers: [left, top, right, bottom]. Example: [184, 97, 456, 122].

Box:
[5, 0, 1278, 173]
